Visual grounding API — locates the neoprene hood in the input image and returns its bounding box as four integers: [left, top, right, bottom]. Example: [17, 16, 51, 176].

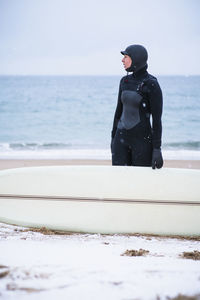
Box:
[121, 44, 148, 73]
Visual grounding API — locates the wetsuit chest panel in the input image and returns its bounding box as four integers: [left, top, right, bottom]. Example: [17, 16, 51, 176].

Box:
[118, 90, 142, 130]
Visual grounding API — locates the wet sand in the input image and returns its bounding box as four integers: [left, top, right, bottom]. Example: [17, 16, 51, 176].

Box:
[0, 159, 200, 170]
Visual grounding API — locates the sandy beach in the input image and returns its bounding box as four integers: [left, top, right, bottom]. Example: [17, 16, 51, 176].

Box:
[0, 159, 200, 170]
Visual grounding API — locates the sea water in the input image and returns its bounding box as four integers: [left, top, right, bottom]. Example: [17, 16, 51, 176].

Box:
[0, 75, 200, 159]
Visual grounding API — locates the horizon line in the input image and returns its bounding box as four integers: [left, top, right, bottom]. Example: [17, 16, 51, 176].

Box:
[1, 74, 200, 77]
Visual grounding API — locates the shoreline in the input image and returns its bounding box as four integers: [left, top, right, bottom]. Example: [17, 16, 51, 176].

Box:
[0, 159, 200, 170]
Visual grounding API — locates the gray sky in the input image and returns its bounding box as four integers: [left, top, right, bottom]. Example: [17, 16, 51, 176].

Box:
[0, 0, 199, 75]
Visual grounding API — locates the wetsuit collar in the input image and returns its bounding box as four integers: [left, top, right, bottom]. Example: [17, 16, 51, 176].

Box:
[132, 65, 148, 79]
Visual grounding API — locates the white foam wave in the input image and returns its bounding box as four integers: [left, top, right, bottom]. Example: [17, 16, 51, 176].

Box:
[0, 147, 200, 160]
[0, 148, 111, 160]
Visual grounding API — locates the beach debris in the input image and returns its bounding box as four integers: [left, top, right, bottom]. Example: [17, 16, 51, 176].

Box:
[19, 227, 72, 235]
[0, 265, 8, 268]
[121, 248, 149, 257]
[110, 281, 123, 286]
[166, 293, 200, 299]
[180, 250, 200, 260]
[0, 265, 10, 279]
[0, 270, 10, 279]
[6, 283, 44, 293]
[123, 233, 200, 241]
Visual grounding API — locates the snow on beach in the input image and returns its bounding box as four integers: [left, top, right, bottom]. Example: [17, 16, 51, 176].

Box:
[0, 223, 200, 300]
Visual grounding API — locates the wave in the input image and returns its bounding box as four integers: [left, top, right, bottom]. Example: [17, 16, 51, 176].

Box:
[0, 142, 200, 160]
[0, 142, 88, 151]
[163, 141, 200, 150]
[8, 142, 74, 150]
[0, 141, 200, 152]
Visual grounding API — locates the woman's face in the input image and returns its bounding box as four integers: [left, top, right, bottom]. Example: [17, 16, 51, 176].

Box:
[122, 55, 132, 70]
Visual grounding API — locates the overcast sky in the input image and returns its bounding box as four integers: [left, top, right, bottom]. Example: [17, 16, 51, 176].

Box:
[0, 0, 199, 75]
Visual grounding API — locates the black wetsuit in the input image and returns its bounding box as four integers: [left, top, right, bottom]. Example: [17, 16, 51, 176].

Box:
[111, 66, 163, 166]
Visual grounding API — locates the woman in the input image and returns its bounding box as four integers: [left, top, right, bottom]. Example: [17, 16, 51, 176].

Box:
[111, 44, 163, 169]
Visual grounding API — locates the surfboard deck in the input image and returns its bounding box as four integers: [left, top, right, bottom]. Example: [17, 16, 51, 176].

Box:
[0, 165, 199, 236]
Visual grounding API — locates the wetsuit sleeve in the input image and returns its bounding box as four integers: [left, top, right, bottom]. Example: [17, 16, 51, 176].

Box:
[148, 79, 163, 149]
[111, 80, 123, 139]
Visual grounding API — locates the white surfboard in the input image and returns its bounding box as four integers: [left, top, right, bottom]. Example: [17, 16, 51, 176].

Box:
[0, 165, 199, 236]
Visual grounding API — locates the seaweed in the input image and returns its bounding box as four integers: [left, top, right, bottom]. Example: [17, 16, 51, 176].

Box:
[180, 250, 200, 260]
[121, 248, 149, 257]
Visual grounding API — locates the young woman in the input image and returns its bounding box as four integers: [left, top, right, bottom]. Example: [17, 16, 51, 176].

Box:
[111, 44, 163, 169]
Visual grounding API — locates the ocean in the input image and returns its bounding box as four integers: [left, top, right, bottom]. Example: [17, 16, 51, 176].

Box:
[1, 76, 200, 300]
[0, 75, 200, 160]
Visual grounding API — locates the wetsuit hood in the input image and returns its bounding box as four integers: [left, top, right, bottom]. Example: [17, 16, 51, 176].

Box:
[121, 44, 148, 73]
